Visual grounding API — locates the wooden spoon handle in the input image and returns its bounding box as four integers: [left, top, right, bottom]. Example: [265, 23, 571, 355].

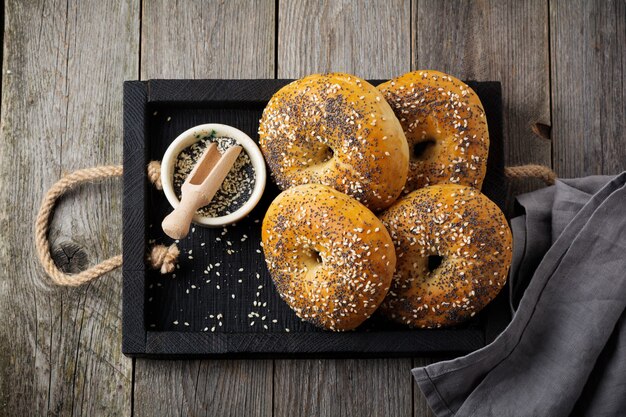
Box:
[161, 195, 197, 239]
[162, 145, 243, 239]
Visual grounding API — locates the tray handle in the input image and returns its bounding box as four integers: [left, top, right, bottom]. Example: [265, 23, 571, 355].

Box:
[34, 162, 176, 286]
[504, 165, 556, 185]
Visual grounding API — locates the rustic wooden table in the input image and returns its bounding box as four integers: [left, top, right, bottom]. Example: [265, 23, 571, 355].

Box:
[1, 1, 624, 416]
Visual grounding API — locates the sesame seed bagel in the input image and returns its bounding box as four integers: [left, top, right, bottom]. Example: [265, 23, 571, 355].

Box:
[262, 184, 396, 331]
[378, 184, 512, 328]
[259, 73, 409, 211]
[378, 70, 489, 192]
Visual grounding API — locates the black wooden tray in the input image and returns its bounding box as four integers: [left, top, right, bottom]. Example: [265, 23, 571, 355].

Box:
[122, 79, 506, 358]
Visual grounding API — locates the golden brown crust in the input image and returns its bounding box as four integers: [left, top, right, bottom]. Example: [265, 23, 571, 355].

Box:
[259, 73, 409, 211]
[378, 70, 489, 192]
[378, 184, 512, 328]
[262, 184, 396, 331]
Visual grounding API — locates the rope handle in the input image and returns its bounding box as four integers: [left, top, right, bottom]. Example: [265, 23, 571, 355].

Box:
[504, 164, 556, 185]
[34, 162, 555, 286]
[35, 166, 124, 286]
[34, 162, 177, 287]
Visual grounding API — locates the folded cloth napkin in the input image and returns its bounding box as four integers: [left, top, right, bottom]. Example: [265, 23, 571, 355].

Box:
[413, 173, 626, 417]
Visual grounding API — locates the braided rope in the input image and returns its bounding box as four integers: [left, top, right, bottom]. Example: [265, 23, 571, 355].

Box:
[504, 164, 557, 185]
[35, 166, 124, 286]
[34, 163, 172, 286]
[147, 244, 180, 274]
[147, 160, 163, 190]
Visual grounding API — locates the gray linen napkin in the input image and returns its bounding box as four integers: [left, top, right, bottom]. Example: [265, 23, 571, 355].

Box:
[413, 173, 626, 417]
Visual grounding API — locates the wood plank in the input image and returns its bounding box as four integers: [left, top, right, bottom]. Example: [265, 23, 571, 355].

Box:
[416, 0, 552, 212]
[274, 359, 413, 417]
[0, 0, 139, 416]
[413, 1, 550, 414]
[550, 0, 626, 177]
[134, 1, 275, 416]
[275, 1, 414, 417]
[140, 0, 274, 79]
[135, 359, 273, 417]
[278, 0, 411, 79]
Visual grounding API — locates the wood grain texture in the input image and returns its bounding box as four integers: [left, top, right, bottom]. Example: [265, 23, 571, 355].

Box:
[0, 0, 139, 416]
[550, 0, 626, 177]
[415, 0, 552, 208]
[274, 359, 412, 417]
[275, 1, 415, 416]
[141, 0, 275, 79]
[278, 0, 411, 79]
[122, 82, 148, 355]
[133, 359, 273, 417]
[134, 1, 275, 416]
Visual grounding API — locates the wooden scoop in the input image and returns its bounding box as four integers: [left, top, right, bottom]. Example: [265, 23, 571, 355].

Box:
[162, 143, 242, 239]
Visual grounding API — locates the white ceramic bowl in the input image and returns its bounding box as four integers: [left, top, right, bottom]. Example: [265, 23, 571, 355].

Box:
[160, 123, 266, 227]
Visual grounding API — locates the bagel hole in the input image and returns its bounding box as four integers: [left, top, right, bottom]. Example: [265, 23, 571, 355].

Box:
[412, 139, 436, 160]
[312, 250, 323, 264]
[427, 255, 443, 272]
[321, 146, 334, 163]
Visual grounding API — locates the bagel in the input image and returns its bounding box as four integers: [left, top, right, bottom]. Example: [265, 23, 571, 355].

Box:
[259, 73, 409, 211]
[378, 184, 512, 328]
[378, 70, 489, 192]
[262, 184, 396, 331]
